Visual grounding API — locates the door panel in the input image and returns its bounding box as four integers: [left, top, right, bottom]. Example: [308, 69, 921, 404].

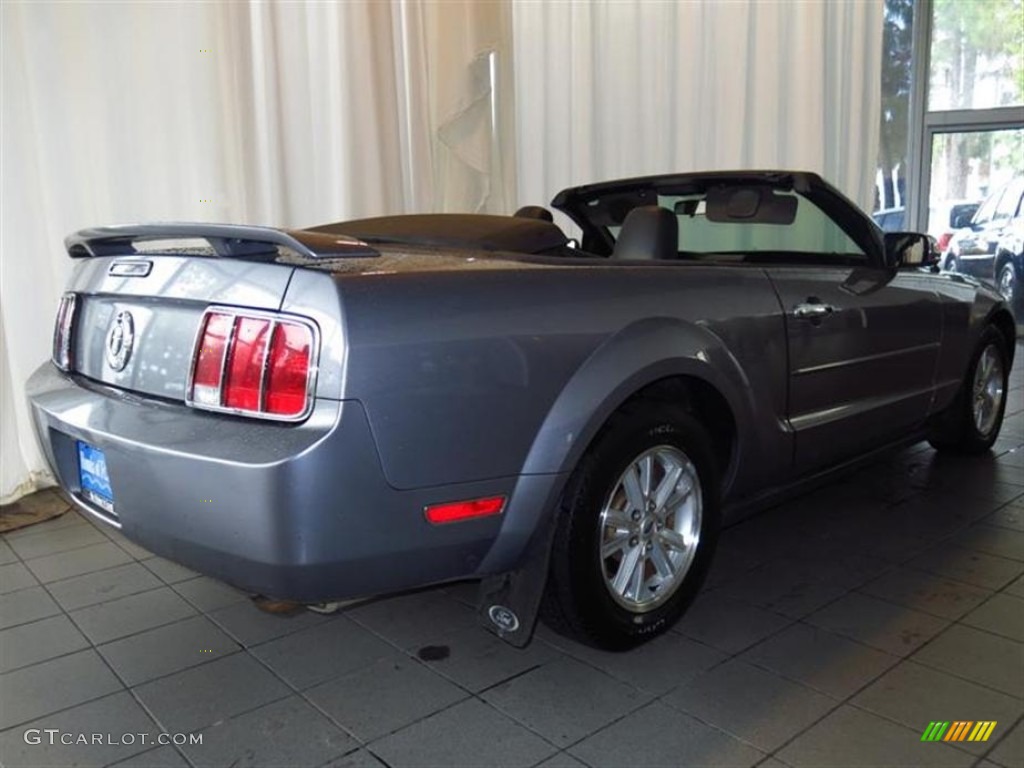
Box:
[768, 266, 942, 473]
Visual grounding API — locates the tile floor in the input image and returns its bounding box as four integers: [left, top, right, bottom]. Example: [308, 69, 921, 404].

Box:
[1, 347, 1022, 768]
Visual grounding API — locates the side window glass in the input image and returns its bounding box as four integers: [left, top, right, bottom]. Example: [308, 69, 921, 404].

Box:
[994, 192, 1016, 220]
[994, 182, 1024, 220]
[974, 190, 1002, 224]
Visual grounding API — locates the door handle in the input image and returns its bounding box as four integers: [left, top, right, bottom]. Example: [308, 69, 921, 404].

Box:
[793, 301, 835, 320]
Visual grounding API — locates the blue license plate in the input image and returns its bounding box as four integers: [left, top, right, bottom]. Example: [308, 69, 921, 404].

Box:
[77, 441, 114, 513]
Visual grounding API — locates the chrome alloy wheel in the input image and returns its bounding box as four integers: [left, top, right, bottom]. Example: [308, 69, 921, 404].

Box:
[972, 344, 1005, 437]
[598, 445, 702, 613]
[998, 265, 1016, 304]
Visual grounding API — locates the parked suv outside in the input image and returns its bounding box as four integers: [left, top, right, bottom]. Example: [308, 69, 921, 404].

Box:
[995, 215, 1024, 319]
[944, 179, 1024, 281]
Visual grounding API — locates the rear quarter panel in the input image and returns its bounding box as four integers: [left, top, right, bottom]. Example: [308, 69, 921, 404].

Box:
[330, 260, 790, 506]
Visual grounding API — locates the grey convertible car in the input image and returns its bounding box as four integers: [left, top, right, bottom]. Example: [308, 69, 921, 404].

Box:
[27, 171, 1014, 650]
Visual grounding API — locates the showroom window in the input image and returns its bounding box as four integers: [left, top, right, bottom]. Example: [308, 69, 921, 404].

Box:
[874, 0, 1023, 235]
[875, 0, 914, 217]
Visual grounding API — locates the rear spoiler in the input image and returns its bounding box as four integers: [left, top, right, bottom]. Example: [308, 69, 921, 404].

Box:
[65, 223, 379, 260]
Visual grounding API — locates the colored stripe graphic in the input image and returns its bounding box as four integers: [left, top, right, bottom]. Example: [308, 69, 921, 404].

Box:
[922, 721, 997, 742]
[944, 721, 971, 741]
[977, 722, 997, 742]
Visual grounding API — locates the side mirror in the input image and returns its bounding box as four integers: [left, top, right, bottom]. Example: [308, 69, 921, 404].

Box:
[883, 232, 939, 269]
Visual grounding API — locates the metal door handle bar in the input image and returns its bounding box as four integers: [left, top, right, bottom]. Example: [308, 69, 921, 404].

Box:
[793, 302, 835, 319]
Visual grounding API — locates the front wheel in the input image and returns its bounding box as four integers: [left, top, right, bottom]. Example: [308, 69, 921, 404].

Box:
[928, 326, 1010, 454]
[541, 402, 720, 650]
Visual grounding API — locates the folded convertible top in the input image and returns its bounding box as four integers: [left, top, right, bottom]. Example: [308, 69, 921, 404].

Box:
[310, 214, 569, 254]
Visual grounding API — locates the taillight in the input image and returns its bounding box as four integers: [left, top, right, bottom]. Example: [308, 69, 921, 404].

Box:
[187, 309, 317, 421]
[265, 323, 313, 416]
[937, 232, 953, 253]
[191, 313, 233, 406]
[224, 317, 272, 411]
[52, 292, 77, 371]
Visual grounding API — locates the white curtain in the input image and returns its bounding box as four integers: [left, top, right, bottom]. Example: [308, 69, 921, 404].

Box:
[1, 0, 884, 503]
[0, 0, 514, 502]
[512, 0, 884, 228]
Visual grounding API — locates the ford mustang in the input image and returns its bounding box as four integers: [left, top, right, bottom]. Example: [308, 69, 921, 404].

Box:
[27, 171, 1014, 650]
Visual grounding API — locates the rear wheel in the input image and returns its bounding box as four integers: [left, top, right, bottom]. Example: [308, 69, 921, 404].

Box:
[928, 326, 1009, 454]
[541, 402, 720, 650]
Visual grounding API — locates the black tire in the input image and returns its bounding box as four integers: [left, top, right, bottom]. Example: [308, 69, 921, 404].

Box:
[540, 401, 721, 650]
[928, 326, 1010, 454]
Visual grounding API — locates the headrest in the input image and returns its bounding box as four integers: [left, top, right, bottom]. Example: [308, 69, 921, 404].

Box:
[613, 206, 678, 260]
[513, 205, 555, 222]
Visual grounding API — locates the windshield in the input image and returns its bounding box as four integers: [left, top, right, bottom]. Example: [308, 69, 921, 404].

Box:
[605, 191, 865, 257]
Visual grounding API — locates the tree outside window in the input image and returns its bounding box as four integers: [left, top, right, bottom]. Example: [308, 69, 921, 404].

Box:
[876, 0, 914, 214]
[928, 0, 1023, 203]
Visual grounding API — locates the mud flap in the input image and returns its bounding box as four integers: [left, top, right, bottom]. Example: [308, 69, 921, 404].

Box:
[476, 511, 557, 648]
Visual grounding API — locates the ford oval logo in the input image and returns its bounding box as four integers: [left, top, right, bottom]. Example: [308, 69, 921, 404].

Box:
[488, 604, 520, 633]
[105, 310, 135, 372]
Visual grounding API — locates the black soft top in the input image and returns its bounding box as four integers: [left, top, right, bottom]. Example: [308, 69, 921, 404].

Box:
[308, 214, 568, 254]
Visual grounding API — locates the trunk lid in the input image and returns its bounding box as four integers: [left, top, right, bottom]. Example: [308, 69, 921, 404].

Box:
[62, 224, 375, 403]
[69, 255, 296, 402]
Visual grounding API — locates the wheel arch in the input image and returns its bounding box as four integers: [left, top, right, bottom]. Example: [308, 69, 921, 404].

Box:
[994, 249, 1014, 276]
[605, 375, 736, 483]
[987, 307, 1017, 367]
[521, 317, 753, 490]
[479, 317, 759, 578]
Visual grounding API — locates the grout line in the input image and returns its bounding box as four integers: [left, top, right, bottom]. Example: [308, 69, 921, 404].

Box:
[190, 604, 372, 750]
[907, 639, 1023, 697]
[655, 602, 915, 757]
[60, 585, 195, 644]
[1, 577, 172, 630]
[1, 571, 198, 768]
[900, 557, 1024, 593]
[850, 579, 994, 622]
[0, 536, 247, 768]
[335, 603, 637, 756]
[974, 711, 1023, 767]
[675, 547, 1023, 701]
[22, 555, 156, 590]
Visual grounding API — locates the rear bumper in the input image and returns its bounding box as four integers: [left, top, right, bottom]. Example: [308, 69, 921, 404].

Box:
[26, 363, 529, 602]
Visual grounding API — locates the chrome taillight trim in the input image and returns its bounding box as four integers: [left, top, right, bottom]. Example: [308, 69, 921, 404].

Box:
[52, 292, 78, 371]
[184, 306, 320, 423]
